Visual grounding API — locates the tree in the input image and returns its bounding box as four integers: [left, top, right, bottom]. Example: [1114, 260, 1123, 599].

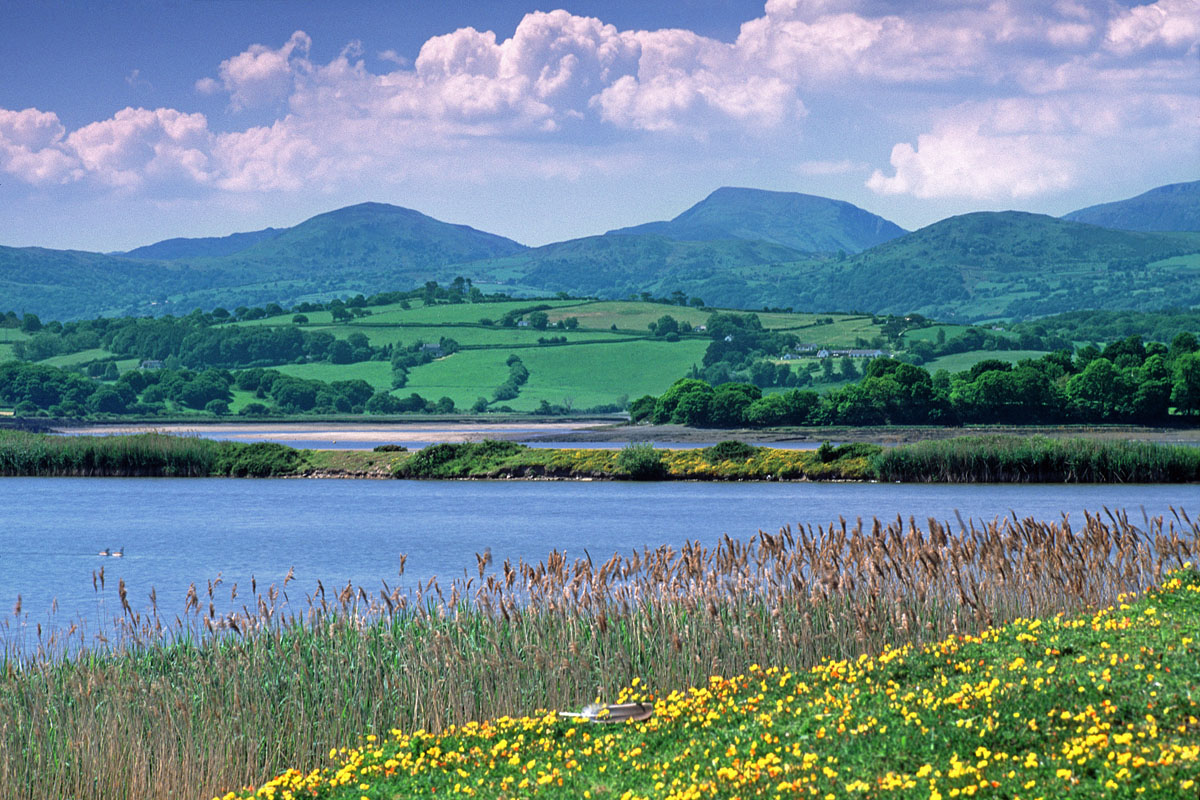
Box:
[366, 391, 403, 414]
[87, 385, 128, 415]
[651, 379, 712, 424]
[1171, 352, 1200, 415]
[205, 399, 230, 415]
[328, 339, 354, 364]
[20, 313, 42, 333]
[529, 311, 550, 330]
[292, 314, 309, 325]
[651, 315, 679, 337]
[629, 394, 657, 423]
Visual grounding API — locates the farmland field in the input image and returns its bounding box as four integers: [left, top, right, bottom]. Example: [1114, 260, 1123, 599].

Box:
[900, 323, 972, 343]
[923, 348, 1051, 374]
[401, 338, 709, 410]
[541, 300, 866, 333]
[308, 324, 641, 349]
[353, 299, 584, 326]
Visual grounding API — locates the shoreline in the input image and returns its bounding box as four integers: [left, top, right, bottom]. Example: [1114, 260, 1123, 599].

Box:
[42, 419, 1200, 448]
[2, 430, 1198, 483]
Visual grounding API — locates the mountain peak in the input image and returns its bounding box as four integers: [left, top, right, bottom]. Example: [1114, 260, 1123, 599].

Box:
[1063, 180, 1200, 232]
[607, 187, 906, 253]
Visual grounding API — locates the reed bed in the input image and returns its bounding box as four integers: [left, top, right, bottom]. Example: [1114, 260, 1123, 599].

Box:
[0, 430, 301, 477]
[1, 509, 1195, 800]
[871, 434, 1200, 483]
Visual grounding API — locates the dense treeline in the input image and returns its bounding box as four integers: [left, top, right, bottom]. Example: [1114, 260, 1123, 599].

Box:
[1008, 307, 1200, 348]
[0, 361, 456, 417]
[633, 332, 1200, 427]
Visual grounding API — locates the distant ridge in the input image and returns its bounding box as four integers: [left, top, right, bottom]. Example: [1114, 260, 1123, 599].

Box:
[1063, 180, 1200, 232]
[1, 202, 528, 319]
[117, 227, 283, 260]
[607, 187, 907, 253]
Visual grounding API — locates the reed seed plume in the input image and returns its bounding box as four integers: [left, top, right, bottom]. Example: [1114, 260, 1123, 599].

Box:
[0, 509, 1194, 800]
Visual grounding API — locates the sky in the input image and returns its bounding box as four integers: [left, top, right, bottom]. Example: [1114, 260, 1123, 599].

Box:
[0, 0, 1197, 252]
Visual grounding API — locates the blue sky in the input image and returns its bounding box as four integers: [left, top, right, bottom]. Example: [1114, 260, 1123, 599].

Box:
[1, 0, 1196, 252]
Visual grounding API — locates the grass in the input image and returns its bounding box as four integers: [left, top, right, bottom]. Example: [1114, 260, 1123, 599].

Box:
[275, 360, 395, 391]
[504, 339, 709, 410]
[395, 338, 709, 411]
[37, 347, 115, 368]
[353, 299, 584, 326]
[900, 324, 972, 343]
[923, 349, 1051, 374]
[1, 512, 1195, 800]
[542, 302, 870, 335]
[310, 323, 638, 349]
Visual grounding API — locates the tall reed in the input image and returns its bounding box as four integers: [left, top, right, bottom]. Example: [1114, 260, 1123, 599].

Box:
[0, 431, 301, 477]
[872, 434, 1200, 483]
[1, 509, 1194, 800]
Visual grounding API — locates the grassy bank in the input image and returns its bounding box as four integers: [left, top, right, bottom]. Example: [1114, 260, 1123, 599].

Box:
[220, 566, 1200, 800]
[2, 430, 1199, 482]
[2, 512, 1195, 799]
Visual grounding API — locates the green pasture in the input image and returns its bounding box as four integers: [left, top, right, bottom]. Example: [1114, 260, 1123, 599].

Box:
[239, 310, 334, 326]
[401, 338, 708, 410]
[39, 348, 116, 368]
[541, 301, 855, 333]
[355, 299, 583, 326]
[276, 360, 394, 391]
[496, 338, 708, 409]
[803, 316, 886, 348]
[309, 324, 639, 349]
[901, 324, 972, 343]
[386, 351, 512, 408]
[923, 349, 1052, 375]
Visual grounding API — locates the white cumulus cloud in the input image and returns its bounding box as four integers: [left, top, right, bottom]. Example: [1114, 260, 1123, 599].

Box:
[867, 122, 1075, 199]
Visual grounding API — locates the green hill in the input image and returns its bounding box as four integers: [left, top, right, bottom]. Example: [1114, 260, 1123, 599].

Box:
[607, 186, 906, 253]
[117, 227, 283, 260]
[462, 233, 808, 303]
[1, 203, 529, 320]
[0, 246, 194, 319]
[784, 211, 1200, 320]
[1063, 180, 1200, 232]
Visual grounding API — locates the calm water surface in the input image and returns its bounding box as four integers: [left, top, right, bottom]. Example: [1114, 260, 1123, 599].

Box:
[1, 478, 1195, 647]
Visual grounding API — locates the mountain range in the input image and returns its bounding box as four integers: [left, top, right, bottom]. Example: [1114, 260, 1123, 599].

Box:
[3, 181, 1198, 322]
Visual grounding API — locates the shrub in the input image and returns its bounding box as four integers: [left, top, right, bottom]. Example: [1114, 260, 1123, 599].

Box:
[214, 442, 302, 477]
[703, 440, 760, 462]
[372, 444, 408, 452]
[616, 442, 666, 480]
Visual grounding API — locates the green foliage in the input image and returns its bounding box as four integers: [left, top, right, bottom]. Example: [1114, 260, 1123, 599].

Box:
[615, 441, 667, 480]
[395, 440, 528, 478]
[702, 440, 760, 461]
[213, 441, 303, 477]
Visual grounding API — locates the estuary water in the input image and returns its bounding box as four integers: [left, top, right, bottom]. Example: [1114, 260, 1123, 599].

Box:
[1, 478, 1195, 651]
